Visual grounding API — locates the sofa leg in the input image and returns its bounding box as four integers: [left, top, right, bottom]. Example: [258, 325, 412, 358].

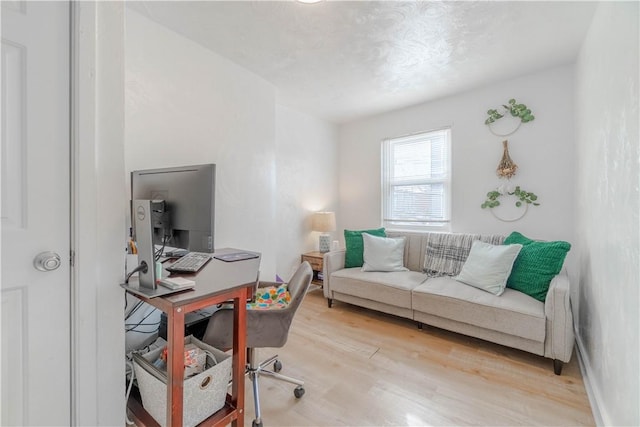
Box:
[553, 359, 563, 375]
[417, 322, 423, 330]
[327, 298, 333, 308]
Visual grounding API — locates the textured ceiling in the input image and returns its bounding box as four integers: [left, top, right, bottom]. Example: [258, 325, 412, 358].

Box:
[127, 1, 597, 124]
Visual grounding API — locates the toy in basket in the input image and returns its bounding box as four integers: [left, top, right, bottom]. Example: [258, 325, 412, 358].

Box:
[132, 335, 231, 427]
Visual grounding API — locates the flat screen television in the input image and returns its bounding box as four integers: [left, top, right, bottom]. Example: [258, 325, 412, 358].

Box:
[131, 164, 215, 253]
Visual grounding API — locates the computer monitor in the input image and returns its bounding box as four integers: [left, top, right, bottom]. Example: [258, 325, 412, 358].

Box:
[131, 164, 215, 253]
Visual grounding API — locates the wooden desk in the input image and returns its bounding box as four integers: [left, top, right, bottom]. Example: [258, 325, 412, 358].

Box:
[124, 249, 261, 427]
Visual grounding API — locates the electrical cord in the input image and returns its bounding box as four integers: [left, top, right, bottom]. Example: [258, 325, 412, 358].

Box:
[125, 337, 167, 424]
[125, 295, 159, 334]
[125, 301, 144, 321]
[154, 242, 164, 261]
[203, 349, 218, 366]
[125, 323, 160, 333]
[126, 322, 160, 334]
[154, 234, 172, 262]
[125, 306, 159, 333]
[125, 317, 158, 328]
[125, 261, 148, 284]
[125, 359, 136, 425]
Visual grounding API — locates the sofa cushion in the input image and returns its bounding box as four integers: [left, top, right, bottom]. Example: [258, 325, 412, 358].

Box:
[455, 241, 522, 296]
[331, 268, 428, 309]
[362, 234, 409, 272]
[412, 277, 545, 342]
[504, 232, 571, 302]
[344, 228, 386, 268]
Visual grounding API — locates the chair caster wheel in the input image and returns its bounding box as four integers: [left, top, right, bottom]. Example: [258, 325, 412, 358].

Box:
[273, 360, 282, 372]
[252, 420, 263, 427]
[294, 386, 305, 398]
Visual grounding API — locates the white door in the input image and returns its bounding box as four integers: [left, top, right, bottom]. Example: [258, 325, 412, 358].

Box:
[1, 2, 71, 425]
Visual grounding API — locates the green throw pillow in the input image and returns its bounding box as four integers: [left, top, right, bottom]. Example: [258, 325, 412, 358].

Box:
[344, 228, 386, 268]
[504, 231, 571, 302]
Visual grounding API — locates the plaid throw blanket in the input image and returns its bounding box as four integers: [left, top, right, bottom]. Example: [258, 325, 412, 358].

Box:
[423, 233, 504, 277]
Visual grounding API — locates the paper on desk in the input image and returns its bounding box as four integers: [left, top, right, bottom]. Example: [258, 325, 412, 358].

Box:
[159, 276, 195, 290]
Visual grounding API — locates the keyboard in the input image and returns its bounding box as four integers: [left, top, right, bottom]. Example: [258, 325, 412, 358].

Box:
[166, 252, 212, 273]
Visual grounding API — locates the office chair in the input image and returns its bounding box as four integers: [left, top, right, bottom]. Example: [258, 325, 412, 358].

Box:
[202, 261, 313, 427]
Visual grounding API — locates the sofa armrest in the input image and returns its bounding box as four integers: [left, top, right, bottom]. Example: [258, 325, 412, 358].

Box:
[543, 271, 575, 363]
[323, 250, 345, 299]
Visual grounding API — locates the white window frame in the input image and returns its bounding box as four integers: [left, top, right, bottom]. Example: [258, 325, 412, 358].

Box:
[381, 127, 452, 232]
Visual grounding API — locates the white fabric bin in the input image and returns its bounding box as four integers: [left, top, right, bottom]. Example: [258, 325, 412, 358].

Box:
[132, 335, 231, 427]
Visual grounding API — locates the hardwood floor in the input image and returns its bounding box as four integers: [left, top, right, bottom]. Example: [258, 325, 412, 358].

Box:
[130, 287, 594, 426]
[246, 287, 594, 426]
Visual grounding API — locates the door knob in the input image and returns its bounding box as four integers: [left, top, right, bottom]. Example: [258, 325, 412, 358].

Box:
[34, 251, 62, 272]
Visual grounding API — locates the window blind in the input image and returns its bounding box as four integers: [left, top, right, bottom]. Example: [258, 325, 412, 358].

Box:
[382, 128, 451, 229]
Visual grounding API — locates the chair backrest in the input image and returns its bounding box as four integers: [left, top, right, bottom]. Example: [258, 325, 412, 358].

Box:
[247, 261, 312, 348]
[202, 261, 313, 350]
[281, 261, 313, 314]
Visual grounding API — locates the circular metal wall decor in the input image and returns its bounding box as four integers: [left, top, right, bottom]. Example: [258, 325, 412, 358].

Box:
[490, 199, 529, 222]
[485, 98, 535, 137]
[481, 185, 540, 222]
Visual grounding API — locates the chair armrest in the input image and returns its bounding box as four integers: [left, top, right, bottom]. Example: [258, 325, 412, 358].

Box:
[323, 250, 345, 299]
[543, 271, 575, 363]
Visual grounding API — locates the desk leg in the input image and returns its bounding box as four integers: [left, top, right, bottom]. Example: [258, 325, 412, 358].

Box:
[167, 306, 186, 426]
[231, 287, 248, 427]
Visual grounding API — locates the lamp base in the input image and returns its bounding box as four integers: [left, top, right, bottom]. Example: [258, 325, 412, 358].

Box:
[319, 234, 331, 253]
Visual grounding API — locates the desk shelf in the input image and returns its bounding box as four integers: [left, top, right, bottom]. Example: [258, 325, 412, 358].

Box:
[127, 390, 239, 427]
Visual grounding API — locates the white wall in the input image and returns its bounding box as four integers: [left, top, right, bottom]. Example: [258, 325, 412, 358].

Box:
[338, 66, 575, 245]
[74, 3, 126, 425]
[574, 2, 639, 425]
[125, 9, 338, 282]
[275, 105, 338, 279]
[126, 9, 278, 277]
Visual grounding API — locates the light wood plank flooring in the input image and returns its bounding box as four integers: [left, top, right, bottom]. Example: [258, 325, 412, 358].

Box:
[246, 287, 594, 426]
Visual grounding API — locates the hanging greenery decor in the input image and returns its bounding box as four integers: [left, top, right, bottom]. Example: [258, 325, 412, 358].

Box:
[481, 97, 538, 221]
[481, 186, 540, 209]
[485, 98, 535, 125]
[496, 140, 517, 179]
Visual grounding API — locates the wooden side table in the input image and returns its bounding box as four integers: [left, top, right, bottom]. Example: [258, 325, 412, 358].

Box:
[301, 251, 324, 286]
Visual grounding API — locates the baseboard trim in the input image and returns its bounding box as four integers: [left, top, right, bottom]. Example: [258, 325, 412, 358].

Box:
[575, 331, 607, 426]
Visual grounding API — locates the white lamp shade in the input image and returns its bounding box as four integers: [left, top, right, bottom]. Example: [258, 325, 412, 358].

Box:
[311, 211, 336, 232]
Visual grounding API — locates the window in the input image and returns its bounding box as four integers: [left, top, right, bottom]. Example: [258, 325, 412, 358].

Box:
[382, 128, 451, 231]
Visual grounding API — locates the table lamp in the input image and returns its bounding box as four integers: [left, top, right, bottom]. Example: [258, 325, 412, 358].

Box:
[311, 211, 336, 253]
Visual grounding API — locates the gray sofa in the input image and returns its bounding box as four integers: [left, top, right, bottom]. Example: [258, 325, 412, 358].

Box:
[322, 231, 574, 374]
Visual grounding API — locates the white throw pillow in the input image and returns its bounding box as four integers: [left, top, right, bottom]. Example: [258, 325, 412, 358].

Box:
[361, 233, 409, 272]
[455, 240, 523, 295]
